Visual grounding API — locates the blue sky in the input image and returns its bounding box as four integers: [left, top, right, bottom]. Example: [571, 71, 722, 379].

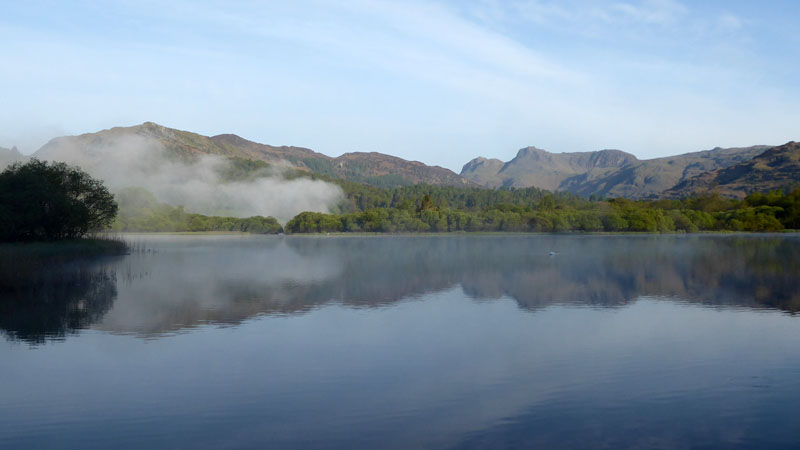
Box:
[1, 0, 798, 171]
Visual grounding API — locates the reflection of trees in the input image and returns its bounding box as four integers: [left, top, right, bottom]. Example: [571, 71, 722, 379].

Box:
[686, 237, 800, 311]
[290, 235, 800, 313]
[459, 236, 800, 313]
[93, 235, 800, 337]
[9, 235, 794, 340]
[0, 262, 118, 344]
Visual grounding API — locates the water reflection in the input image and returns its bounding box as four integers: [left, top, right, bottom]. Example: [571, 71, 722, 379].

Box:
[0, 261, 117, 344]
[2, 234, 799, 342]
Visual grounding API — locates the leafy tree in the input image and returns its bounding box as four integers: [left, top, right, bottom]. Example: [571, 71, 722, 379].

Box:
[0, 159, 118, 241]
[601, 212, 628, 232]
[669, 210, 698, 232]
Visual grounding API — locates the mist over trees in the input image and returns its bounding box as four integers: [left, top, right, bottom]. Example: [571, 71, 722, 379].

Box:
[111, 187, 283, 234]
[10, 153, 795, 236]
[110, 165, 800, 234]
[34, 132, 344, 222]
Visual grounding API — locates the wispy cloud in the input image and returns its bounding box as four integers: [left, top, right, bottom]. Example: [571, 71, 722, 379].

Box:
[0, 0, 798, 168]
[610, 0, 687, 25]
[717, 12, 743, 31]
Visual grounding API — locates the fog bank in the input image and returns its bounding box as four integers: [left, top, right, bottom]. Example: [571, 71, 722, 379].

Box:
[36, 134, 343, 222]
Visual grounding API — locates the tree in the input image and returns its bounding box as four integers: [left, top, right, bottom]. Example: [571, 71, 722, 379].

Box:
[0, 159, 118, 241]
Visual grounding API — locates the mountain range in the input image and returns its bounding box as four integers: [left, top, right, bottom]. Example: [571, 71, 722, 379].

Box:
[10, 122, 800, 198]
[34, 122, 470, 188]
[666, 141, 800, 198]
[460, 144, 773, 198]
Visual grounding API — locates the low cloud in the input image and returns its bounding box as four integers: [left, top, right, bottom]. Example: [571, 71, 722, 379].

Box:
[36, 134, 343, 222]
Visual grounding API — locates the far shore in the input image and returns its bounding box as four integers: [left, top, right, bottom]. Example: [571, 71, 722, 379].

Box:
[110, 230, 800, 237]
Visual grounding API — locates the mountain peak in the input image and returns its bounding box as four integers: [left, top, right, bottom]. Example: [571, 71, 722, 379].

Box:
[515, 146, 547, 156]
[137, 121, 169, 134]
[0, 145, 29, 168]
[31, 123, 472, 188]
[459, 144, 771, 196]
[584, 149, 638, 168]
[462, 156, 502, 167]
[666, 141, 800, 198]
[211, 133, 251, 146]
[459, 157, 505, 188]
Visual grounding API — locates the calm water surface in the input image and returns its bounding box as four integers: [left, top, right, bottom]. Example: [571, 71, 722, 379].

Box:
[2, 234, 800, 449]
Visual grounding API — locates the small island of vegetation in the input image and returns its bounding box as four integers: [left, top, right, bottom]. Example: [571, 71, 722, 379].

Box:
[0, 159, 127, 291]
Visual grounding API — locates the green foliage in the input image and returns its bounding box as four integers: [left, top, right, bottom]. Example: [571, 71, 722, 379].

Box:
[284, 185, 800, 234]
[0, 159, 118, 241]
[716, 206, 784, 232]
[112, 187, 282, 234]
[285, 212, 343, 233]
[298, 157, 335, 176]
[19, 153, 791, 237]
[113, 179, 800, 236]
[327, 182, 561, 214]
[142, 152, 800, 235]
[216, 157, 272, 182]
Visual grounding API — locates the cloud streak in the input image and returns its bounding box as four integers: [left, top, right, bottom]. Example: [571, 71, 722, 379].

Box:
[1, 0, 798, 168]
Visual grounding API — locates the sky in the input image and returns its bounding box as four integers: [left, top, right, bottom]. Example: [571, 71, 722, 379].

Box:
[1, 0, 799, 171]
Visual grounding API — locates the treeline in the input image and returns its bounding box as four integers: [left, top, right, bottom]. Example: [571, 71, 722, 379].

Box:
[285, 187, 800, 233]
[332, 182, 559, 213]
[111, 188, 282, 234]
[222, 156, 562, 212]
[109, 158, 800, 234]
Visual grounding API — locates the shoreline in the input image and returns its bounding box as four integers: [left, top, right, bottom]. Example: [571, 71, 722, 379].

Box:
[111, 230, 800, 237]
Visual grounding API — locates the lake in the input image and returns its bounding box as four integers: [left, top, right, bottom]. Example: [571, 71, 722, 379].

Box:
[2, 234, 800, 449]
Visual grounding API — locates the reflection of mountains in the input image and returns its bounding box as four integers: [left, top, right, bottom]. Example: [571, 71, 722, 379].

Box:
[289, 235, 800, 313]
[99, 235, 800, 336]
[4, 235, 799, 341]
[463, 235, 800, 312]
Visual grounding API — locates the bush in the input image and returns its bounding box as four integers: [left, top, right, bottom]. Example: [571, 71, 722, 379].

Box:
[0, 159, 118, 241]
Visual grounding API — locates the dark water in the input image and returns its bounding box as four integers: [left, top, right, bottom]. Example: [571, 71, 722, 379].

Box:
[2, 234, 800, 449]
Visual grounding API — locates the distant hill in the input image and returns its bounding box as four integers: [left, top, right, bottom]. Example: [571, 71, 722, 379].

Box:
[35, 122, 472, 188]
[666, 142, 800, 198]
[462, 144, 770, 198]
[29, 122, 796, 197]
[565, 145, 770, 198]
[462, 146, 638, 191]
[0, 146, 28, 169]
